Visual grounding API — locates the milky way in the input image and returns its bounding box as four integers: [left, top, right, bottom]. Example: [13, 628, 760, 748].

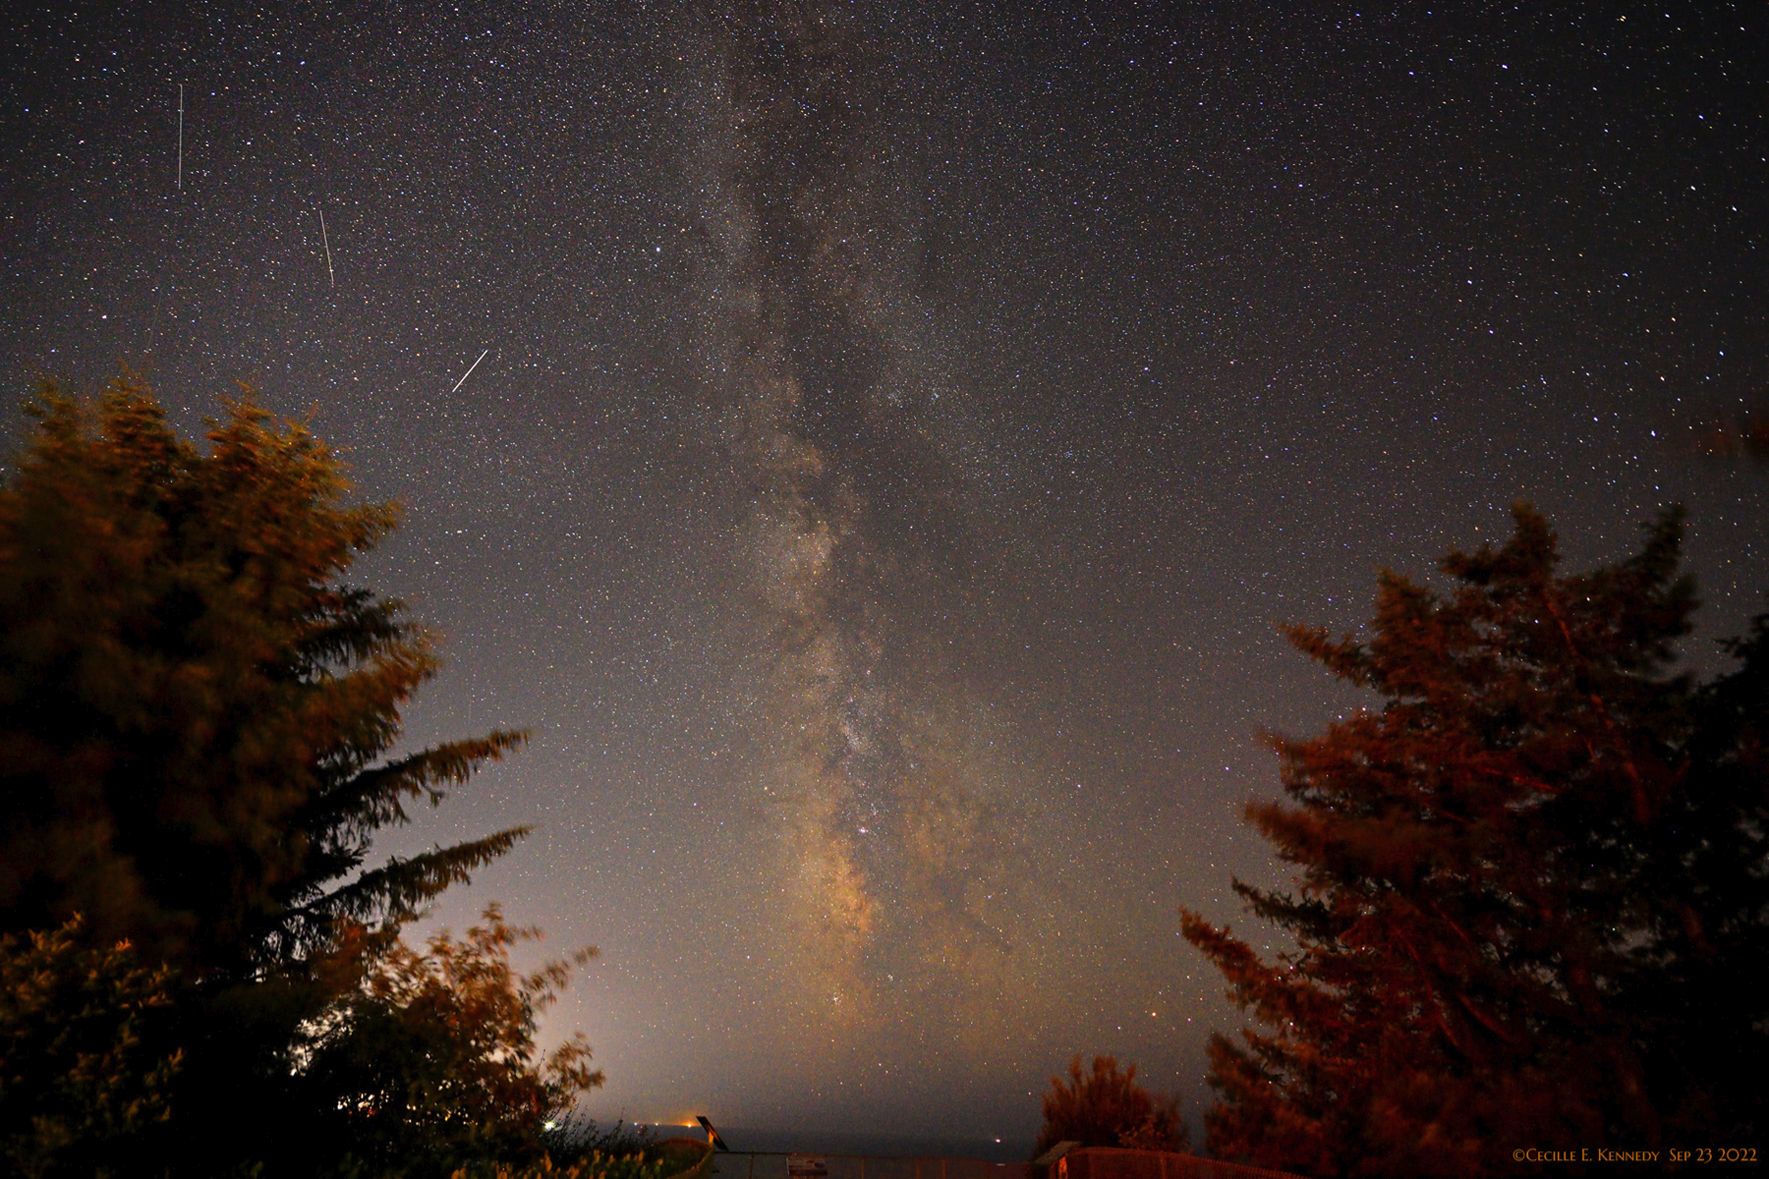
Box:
[689, 0, 1063, 1046]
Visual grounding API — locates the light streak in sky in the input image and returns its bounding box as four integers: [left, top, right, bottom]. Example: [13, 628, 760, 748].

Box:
[450, 348, 490, 393]
[317, 206, 335, 289]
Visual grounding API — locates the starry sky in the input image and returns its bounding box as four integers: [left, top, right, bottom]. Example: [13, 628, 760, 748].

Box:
[3, 0, 1766, 1151]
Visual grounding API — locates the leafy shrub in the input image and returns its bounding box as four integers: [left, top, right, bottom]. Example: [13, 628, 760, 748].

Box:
[294, 905, 602, 1172]
[0, 917, 182, 1178]
[449, 1147, 673, 1179]
[1034, 1054, 1187, 1156]
[541, 1113, 659, 1159]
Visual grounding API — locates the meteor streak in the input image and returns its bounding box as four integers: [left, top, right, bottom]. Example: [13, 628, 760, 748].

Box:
[450, 348, 490, 393]
[317, 206, 335, 289]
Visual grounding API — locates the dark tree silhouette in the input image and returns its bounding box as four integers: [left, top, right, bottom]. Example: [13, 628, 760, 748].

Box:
[0, 373, 525, 978]
[0, 374, 537, 1174]
[0, 917, 182, 1178]
[1639, 612, 1769, 1145]
[1183, 505, 1765, 1177]
[1034, 1054, 1188, 1157]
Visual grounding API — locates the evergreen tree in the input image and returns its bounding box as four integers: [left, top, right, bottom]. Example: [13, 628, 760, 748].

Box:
[0, 373, 525, 977]
[1637, 612, 1769, 1143]
[0, 374, 537, 1172]
[1182, 505, 1763, 1176]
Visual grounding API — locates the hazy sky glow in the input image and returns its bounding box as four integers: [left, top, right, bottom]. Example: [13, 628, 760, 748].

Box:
[3, 0, 1766, 1150]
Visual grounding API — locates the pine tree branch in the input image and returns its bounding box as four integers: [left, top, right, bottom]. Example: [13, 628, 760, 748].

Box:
[306, 731, 528, 836]
[1538, 587, 1653, 823]
[299, 828, 531, 931]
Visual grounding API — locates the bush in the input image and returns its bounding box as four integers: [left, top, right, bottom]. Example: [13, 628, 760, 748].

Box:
[0, 917, 182, 1179]
[448, 1148, 675, 1179]
[1034, 1054, 1187, 1156]
[294, 905, 603, 1172]
[541, 1114, 658, 1159]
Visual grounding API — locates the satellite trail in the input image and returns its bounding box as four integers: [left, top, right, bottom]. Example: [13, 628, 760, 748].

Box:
[450, 348, 490, 393]
[317, 206, 335, 288]
[176, 84, 184, 190]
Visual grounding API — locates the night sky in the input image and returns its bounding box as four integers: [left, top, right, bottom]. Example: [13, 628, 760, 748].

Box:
[4, 0, 1766, 1150]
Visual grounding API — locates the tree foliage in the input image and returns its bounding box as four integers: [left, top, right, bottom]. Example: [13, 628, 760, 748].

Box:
[1640, 611, 1769, 1142]
[293, 905, 604, 1174]
[0, 374, 572, 1174]
[0, 917, 182, 1179]
[447, 1150, 673, 1179]
[1034, 1054, 1188, 1157]
[1181, 505, 1766, 1176]
[0, 373, 527, 978]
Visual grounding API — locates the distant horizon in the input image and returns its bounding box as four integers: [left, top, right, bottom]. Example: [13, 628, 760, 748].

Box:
[624, 1124, 1031, 1164]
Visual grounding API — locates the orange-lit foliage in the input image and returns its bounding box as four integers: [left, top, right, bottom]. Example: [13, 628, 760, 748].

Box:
[1183, 505, 1767, 1176]
[0, 373, 526, 979]
[1034, 1053, 1188, 1156]
[0, 917, 182, 1178]
[296, 905, 603, 1170]
[0, 375, 554, 1175]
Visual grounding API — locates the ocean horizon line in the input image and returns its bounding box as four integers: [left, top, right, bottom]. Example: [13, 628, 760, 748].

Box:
[630, 1125, 1032, 1164]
